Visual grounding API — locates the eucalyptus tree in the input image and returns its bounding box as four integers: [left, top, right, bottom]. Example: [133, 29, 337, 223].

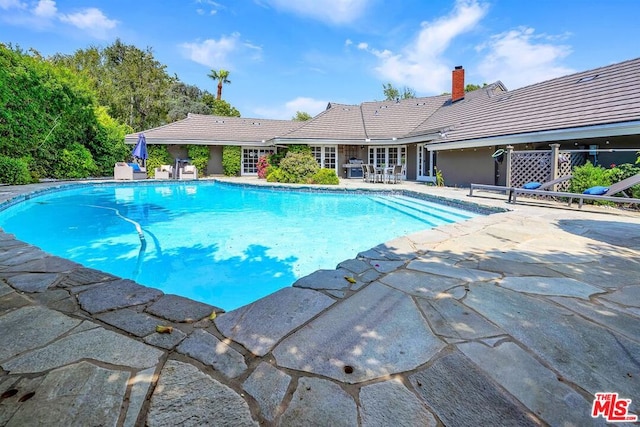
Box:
[382, 83, 416, 101]
[207, 69, 231, 100]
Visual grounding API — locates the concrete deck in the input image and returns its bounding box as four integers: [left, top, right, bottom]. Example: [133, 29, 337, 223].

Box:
[0, 177, 638, 426]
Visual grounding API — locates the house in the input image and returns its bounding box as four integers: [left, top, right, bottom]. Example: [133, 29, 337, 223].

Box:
[125, 57, 640, 186]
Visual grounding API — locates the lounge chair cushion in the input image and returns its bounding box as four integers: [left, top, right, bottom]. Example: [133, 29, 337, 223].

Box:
[583, 186, 609, 195]
[523, 182, 542, 189]
[128, 163, 141, 172]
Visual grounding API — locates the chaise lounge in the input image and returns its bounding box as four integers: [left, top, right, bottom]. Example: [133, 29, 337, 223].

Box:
[179, 164, 198, 180]
[511, 173, 640, 208]
[469, 175, 573, 203]
[114, 162, 147, 180]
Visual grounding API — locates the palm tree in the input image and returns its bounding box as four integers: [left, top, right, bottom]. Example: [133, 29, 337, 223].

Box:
[207, 69, 231, 100]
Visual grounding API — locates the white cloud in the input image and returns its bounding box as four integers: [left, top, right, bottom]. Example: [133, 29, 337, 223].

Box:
[0, 0, 26, 10]
[253, 96, 328, 120]
[0, 0, 117, 39]
[33, 0, 56, 18]
[59, 8, 118, 39]
[359, 0, 489, 93]
[181, 33, 262, 68]
[260, 0, 371, 25]
[476, 27, 574, 89]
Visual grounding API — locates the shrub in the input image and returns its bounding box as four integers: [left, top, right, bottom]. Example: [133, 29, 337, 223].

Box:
[147, 145, 174, 177]
[268, 145, 309, 167]
[310, 168, 339, 185]
[222, 145, 241, 176]
[257, 155, 270, 179]
[0, 155, 32, 184]
[569, 161, 613, 194]
[53, 143, 98, 179]
[278, 151, 319, 183]
[266, 168, 285, 182]
[187, 145, 210, 175]
[609, 163, 640, 199]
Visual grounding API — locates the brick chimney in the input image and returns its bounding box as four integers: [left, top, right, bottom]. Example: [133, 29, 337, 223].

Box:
[452, 65, 465, 103]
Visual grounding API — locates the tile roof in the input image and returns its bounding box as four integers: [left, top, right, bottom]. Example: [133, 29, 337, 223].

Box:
[125, 114, 303, 144]
[418, 57, 640, 145]
[127, 57, 640, 147]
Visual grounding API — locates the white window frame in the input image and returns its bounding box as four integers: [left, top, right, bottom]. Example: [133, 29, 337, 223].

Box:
[241, 147, 274, 175]
[310, 145, 338, 171]
[368, 145, 407, 167]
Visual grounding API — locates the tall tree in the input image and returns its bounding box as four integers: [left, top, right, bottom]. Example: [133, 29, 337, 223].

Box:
[207, 69, 231, 100]
[382, 83, 415, 101]
[292, 111, 312, 121]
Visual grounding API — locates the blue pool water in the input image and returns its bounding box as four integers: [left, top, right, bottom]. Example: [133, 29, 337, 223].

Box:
[0, 182, 477, 311]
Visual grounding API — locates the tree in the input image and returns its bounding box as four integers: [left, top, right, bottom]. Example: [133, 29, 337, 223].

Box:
[465, 83, 488, 92]
[292, 111, 312, 121]
[382, 83, 415, 101]
[202, 95, 240, 117]
[166, 81, 212, 122]
[207, 69, 231, 100]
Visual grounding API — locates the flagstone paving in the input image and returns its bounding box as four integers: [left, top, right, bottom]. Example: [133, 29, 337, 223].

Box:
[0, 178, 638, 426]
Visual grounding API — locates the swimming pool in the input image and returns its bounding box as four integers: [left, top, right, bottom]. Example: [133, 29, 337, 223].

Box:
[0, 182, 478, 311]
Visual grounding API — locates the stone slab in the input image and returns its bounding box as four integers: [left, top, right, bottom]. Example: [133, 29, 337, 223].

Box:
[549, 296, 640, 342]
[547, 257, 640, 287]
[273, 282, 445, 383]
[407, 260, 502, 282]
[599, 285, 640, 308]
[0, 246, 47, 266]
[279, 377, 357, 427]
[97, 308, 162, 337]
[147, 360, 257, 427]
[4, 256, 79, 273]
[293, 268, 357, 291]
[123, 367, 156, 427]
[410, 352, 539, 426]
[77, 279, 163, 313]
[0, 306, 81, 362]
[177, 329, 247, 379]
[464, 283, 640, 400]
[369, 260, 405, 273]
[498, 276, 604, 299]
[146, 294, 219, 323]
[360, 379, 437, 427]
[0, 281, 13, 297]
[379, 269, 463, 299]
[3, 326, 164, 373]
[3, 361, 128, 427]
[59, 267, 119, 287]
[337, 258, 372, 275]
[417, 297, 503, 340]
[215, 287, 334, 356]
[6, 272, 60, 293]
[459, 341, 603, 427]
[144, 327, 187, 350]
[477, 257, 561, 277]
[242, 362, 291, 422]
[0, 376, 44, 426]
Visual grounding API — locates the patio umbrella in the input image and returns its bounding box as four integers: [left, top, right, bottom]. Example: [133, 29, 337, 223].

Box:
[132, 133, 148, 166]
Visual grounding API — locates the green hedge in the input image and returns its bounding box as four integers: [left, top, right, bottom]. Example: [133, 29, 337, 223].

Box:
[147, 145, 174, 177]
[0, 155, 32, 184]
[188, 145, 210, 176]
[222, 145, 241, 176]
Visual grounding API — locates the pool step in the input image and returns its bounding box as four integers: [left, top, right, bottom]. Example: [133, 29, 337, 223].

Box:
[369, 195, 477, 225]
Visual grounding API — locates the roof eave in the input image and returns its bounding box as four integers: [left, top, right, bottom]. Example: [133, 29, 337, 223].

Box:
[426, 120, 640, 151]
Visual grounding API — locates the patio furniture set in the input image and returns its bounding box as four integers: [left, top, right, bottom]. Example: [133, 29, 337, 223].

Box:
[113, 163, 198, 181]
[361, 164, 405, 184]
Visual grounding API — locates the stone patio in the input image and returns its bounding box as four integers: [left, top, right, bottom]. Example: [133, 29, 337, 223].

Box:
[0, 178, 638, 426]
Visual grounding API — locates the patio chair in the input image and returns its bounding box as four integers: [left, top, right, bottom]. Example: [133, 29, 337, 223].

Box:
[361, 164, 369, 182]
[114, 162, 147, 180]
[179, 164, 198, 180]
[469, 175, 573, 203]
[388, 164, 404, 184]
[511, 173, 640, 208]
[366, 164, 379, 183]
[154, 164, 173, 179]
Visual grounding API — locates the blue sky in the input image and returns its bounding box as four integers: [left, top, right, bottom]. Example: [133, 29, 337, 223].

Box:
[1, 0, 639, 120]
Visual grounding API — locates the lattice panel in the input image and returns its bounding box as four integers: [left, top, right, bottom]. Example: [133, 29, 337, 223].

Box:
[510, 151, 552, 187]
[557, 151, 587, 191]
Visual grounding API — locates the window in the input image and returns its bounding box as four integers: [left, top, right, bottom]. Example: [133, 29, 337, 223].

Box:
[310, 145, 337, 170]
[369, 146, 406, 167]
[242, 148, 273, 175]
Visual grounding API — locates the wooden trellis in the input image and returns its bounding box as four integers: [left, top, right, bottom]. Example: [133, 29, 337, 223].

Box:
[509, 150, 552, 188]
